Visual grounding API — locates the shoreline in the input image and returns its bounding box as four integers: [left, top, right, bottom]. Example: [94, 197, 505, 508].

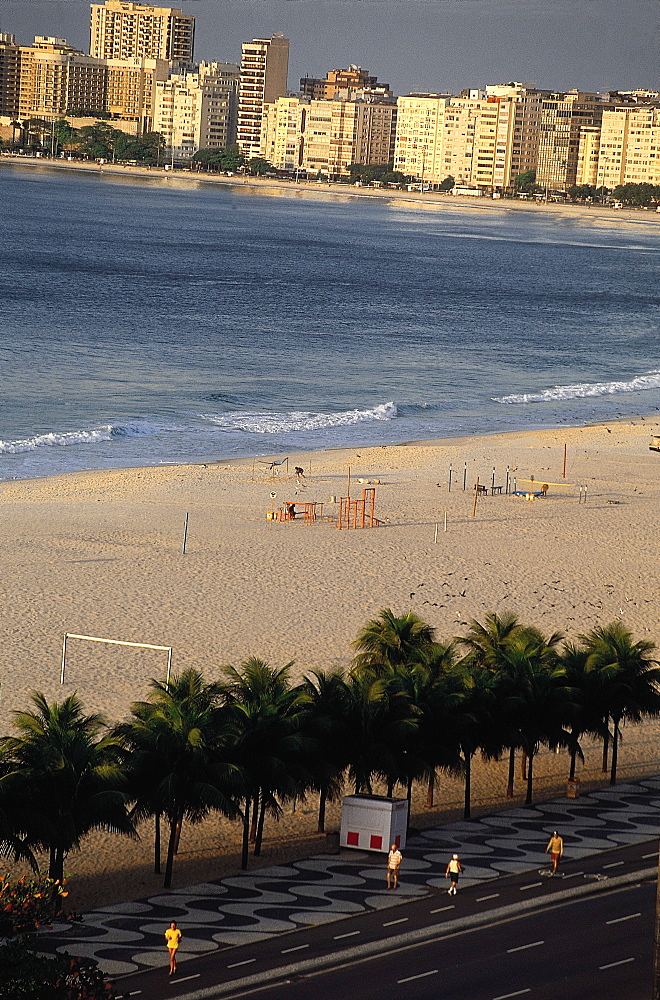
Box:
[3, 154, 659, 227]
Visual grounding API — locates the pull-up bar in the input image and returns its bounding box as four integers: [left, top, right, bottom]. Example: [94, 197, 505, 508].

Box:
[60, 633, 172, 687]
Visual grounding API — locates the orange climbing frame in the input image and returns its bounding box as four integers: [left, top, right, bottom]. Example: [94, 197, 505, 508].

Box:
[337, 487, 380, 529]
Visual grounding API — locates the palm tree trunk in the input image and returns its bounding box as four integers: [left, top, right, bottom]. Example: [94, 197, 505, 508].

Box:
[386, 779, 394, 797]
[317, 786, 327, 834]
[506, 747, 515, 799]
[525, 750, 534, 804]
[241, 796, 251, 871]
[164, 812, 181, 889]
[521, 751, 528, 781]
[250, 792, 259, 843]
[254, 796, 267, 856]
[610, 718, 620, 786]
[602, 719, 609, 773]
[173, 814, 183, 855]
[49, 845, 65, 882]
[569, 747, 577, 781]
[406, 776, 413, 834]
[426, 771, 435, 808]
[154, 812, 161, 874]
[463, 751, 472, 820]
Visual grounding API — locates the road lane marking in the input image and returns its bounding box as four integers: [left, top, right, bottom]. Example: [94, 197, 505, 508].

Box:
[281, 944, 309, 954]
[383, 917, 409, 927]
[477, 893, 500, 901]
[600, 957, 635, 970]
[334, 931, 360, 940]
[604, 861, 624, 869]
[430, 905, 454, 914]
[507, 940, 544, 953]
[643, 852, 658, 859]
[606, 912, 641, 925]
[520, 882, 542, 891]
[563, 871, 584, 879]
[492, 991, 531, 1000]
[170, 975, 200, 984]
[227, 959, 256, 968]
[398, 970, 438, 984]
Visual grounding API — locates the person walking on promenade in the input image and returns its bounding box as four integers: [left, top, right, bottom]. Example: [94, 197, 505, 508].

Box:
[445, 854, 463, 895]
[387, 843, 402, 889]
[165, 921, 182, 975]
[546, 831, 564, 874]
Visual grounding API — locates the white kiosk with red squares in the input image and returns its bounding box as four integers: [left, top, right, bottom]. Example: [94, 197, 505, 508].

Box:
[339, 793, 408, 852]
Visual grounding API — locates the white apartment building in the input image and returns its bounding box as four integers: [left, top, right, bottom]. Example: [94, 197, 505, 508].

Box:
[237, 34, 289, 159]
[154, 61, 239, 158]
[261, 95, 396, 176]
[594, 104, 660, 188]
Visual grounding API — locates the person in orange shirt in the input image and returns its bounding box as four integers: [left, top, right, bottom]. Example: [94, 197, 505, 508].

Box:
[165, 920, 182, 975]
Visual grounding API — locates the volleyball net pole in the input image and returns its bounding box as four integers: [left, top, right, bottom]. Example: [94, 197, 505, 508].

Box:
[60, 633, 173, 687]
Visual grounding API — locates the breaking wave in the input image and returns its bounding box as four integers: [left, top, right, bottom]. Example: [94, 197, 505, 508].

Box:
[494, 371, 660, 405]
[0, 423, 153, 455]
[201, 401, 397, 434]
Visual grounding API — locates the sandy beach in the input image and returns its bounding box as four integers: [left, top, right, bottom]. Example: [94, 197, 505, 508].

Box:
[3, 155, 660, 229]
[2, 416, 660, 909]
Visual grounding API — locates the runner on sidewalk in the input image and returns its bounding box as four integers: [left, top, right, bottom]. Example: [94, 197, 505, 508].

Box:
[445, 854, 463, 895]
[386, 844, 402, 889]
[165, 921, 182, 975]
[546, 831, 564, 874]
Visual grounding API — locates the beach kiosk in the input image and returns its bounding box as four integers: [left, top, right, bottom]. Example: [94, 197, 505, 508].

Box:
[339, 793, 408, 853]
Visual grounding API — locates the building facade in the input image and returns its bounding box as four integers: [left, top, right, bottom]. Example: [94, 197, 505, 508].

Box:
[237, 34, 289, 159]
[594, 104, 660, 188]
[154, 61, 238, 158]
[0, 33, 21, 118]
[90, 1, 195, 62]
[17, 36, 107, 120]
[300, 66, 392, 102]
[536, 91, 610, 191]
[261, 95, 396, 176]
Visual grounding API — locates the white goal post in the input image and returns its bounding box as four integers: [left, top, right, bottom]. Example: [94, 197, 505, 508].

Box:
[60, 633, 173, 687]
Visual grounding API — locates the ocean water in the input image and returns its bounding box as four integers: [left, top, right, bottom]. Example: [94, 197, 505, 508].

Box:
[1, 164, 659, 481]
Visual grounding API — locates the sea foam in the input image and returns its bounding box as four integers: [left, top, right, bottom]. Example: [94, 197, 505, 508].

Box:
[200, 401, 397, 434]
[494, 370, 660, 405]
[0, 423, 151, 455]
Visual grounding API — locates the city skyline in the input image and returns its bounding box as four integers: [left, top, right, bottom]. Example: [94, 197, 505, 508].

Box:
[0, 0, 656, 98]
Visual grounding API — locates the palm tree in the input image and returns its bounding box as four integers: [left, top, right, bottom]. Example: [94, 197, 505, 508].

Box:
[220, 658, 309, 867]
[352, 609, 436, 675]
[442, 659, 502, 819]
[387, 643, 461, 810]
[116, 669, 239, 888]
[459, 613, 523, 798]
[560, 641, 605, 782]
[500, 631, 573, 804]
[7, 692, 135, 881]
[580, 622, 660, 785]
[299, 669, 350, 833]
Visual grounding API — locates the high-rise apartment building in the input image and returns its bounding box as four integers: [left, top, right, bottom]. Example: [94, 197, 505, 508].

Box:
[260, 95, 396, 176]
[17, 36, 107, 119]
[154, 61, 239, 158]
[237, 34, 289, 159]
[90, 1, 195, 62]
[300, 66, 392, 102]
[0, 33, 21, 118]
[593, 104, 660, 188]
[393, 94, 452, 185]
[536, 91, 610, 191]
[105, 56, 170, 130]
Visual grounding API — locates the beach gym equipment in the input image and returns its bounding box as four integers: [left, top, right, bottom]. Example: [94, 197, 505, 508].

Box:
[60, 633, 172, 687]
[337, 487, 381, 529]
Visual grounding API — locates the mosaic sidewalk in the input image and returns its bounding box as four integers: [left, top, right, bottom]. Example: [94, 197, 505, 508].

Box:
[38, 775, 660, 975]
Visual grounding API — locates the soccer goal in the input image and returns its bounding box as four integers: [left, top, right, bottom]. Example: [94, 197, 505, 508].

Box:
[60, 633, 173, 687]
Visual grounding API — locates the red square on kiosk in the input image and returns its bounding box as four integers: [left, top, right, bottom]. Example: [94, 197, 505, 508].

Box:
[394, 835, 401, 847]
[370, 835, 383, 850]
[346, 831, 359, 846]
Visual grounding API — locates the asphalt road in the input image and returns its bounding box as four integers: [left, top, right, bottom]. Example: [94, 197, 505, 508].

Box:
[258, 880, 655, 1000]
[113, 839, 659, 1000]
